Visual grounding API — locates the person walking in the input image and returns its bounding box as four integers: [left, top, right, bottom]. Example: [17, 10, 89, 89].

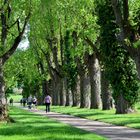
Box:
[27, 95, 33, 109]
[44, 94, 52, 113]
[22, 97, 27, 107]
[33, 96, 37, 109]
[9, 98, 13, 106]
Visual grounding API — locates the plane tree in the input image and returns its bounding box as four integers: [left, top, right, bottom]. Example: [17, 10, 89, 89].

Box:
[0, 0, 31, 120]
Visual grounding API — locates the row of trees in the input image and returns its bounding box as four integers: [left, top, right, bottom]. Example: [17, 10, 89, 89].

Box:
[1, 0, 140, 120]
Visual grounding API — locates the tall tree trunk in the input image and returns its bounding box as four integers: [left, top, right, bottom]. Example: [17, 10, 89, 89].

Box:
[0, 60, 7, 120]
[79, 71, 90, 108]
[55, 83, 60, 105]
[88, 55, 101, 109]
[59, 78, 65, 106]
[36, 61, 48, 105]
[51, 73, 64, 106]
[111, 0, 140, 79]
[53, 74, 61, 106]
[75, 76, 80, 106]
[62, 79, 66, 105]
[52, 80, 56, 105]
[79, 72, 85, 108]
[101, 70, 113, 110]
[71, 31, 80, 107]
[35, 84, 42, 105]
[71, 76, 80, 107]
[40, 80, 49, 105]
[71, 86, 77, 107]
[84, 74, 91, 108]
[111, 0, 139, 114]
[133, 55, 140, 79]
[52, 82, 59, 106]
[65, 78, 70, 106]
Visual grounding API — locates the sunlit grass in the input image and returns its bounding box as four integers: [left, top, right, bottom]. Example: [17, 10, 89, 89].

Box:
[0, 107, 107, 140]
[38, 103, 140, 129]
[8, 94, 22, 103]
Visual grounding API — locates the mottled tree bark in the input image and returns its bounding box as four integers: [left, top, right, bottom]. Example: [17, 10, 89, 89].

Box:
[79, 73, 86, 108]
[65, 78, 70, 106]
[79, 66, 90, 108]
[111, 0, 140, 78]
[115, 94, 134, 114]
[71, 76, 80, 107]
[111, 0, 137, 113]
[101, 70, 113, 110]
[59, 78, 65, 106]
[133, 54, 140, 79]
[88, 55, 101, 109]
[0, 60, 7, 120]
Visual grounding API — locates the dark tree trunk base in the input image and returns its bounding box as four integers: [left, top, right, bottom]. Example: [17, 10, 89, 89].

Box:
[0, 105, 8, 121]
[115, 94, 135, 114]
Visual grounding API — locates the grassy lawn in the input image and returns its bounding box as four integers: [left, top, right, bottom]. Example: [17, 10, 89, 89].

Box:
[0, 107, 107, 140]
[38, 104, 140, 129]
[8, 94, 22, 103]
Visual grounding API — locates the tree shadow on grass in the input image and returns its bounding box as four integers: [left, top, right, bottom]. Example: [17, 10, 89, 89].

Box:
[0, 122, 104, 140]
[75, 112, 107, 117]
[9, 114, 57, 124]
[95, 116, 140, 127]
[10, 112, 38, 115]
[2, 108, 107, 140]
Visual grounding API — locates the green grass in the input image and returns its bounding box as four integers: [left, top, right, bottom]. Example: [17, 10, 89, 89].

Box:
[0, 107, 107, 140]
[8, 94, 22, 103]
[38, 104, 140, 129]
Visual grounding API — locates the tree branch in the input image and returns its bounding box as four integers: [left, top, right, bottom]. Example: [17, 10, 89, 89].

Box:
[8, 18, 19, 30]
[84, 37, 100, 60]
[123, 0, 129, 23]
[111, 0, 125, 40]
[2, 12, 31, 64]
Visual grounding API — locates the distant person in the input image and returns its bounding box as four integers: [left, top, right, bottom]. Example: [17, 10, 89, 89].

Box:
[22, 98, 27, 107]
[9, 98, 13, 106]
[20, 98, 23, 106]
[44, 94, 52, 113]
[32, 96, 37, 109]
[27, 95, 32, 109]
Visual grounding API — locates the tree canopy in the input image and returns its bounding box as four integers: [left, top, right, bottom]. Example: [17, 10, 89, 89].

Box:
[1, 0, 140, 119]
